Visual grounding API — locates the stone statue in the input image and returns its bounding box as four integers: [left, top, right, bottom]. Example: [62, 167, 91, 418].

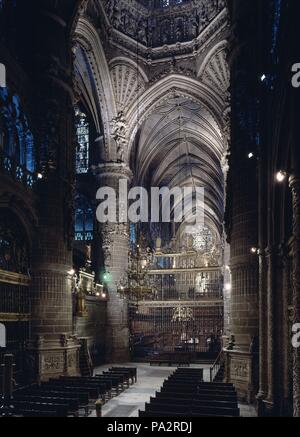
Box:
[175, 21, 184, 42]
[161, 21, 170, 45]
[111, 1, 122, 28]
[190, 17, 198, 39]
[138, 19, 148, 45]
[111, 111, 128, 163]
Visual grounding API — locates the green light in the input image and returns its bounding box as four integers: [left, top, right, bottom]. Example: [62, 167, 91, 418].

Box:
[103, 272, 111, 283]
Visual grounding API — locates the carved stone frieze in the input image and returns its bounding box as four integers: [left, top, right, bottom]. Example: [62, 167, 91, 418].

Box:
[103, 0, 225, 48]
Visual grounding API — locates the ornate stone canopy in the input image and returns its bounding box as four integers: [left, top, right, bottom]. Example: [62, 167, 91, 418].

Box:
[103, 0, 226, 48]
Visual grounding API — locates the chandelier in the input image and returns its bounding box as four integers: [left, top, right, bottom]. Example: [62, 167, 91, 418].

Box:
[117, 243, 154, 302]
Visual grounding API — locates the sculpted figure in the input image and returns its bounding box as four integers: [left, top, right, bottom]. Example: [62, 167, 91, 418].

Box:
[111, 112, 128, 162]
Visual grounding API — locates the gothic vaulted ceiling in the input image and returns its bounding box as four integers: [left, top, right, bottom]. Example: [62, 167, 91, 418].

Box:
[74, 0, 230, 239]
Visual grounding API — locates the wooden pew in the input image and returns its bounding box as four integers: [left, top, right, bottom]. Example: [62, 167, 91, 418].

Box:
[144, 401, 240, 417]
[109, 367, 137, 383]
[13, 400, 69, 417]
[41, 381, 100, 400]
[156, 390, 238, 403]
[150, 396, 238, 410]
[14, 393, 80, 415]
[17, 385, 89, 407]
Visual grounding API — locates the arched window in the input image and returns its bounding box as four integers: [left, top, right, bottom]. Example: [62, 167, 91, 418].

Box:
[130, 223, 137, 250]
[75, 109, 89, 174]
[0, 88, 35, 172]
[75, 195, 94, 242]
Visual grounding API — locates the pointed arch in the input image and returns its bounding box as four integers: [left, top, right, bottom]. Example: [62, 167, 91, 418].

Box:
[126, 74, 225, 160]
[74, 17, 117, 160]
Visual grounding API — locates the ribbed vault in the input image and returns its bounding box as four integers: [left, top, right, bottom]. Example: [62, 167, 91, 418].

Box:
[130, 93, 225, 238]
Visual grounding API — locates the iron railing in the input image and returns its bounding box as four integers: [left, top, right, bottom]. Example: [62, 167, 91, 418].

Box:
[210, 349, 225, 382]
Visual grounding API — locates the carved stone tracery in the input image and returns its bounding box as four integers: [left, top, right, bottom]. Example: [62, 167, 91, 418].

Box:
[103, 0, 225, 48]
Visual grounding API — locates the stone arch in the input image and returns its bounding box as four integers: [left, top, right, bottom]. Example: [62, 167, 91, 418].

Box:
[74, 17, 117, 160]
[109, 58, 148, 114]
[197, 40, 230, 98]
[126, 74, 225, 161]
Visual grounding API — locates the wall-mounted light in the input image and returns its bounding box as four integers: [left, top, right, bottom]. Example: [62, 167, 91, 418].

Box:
[260, 74, 267, 82]
[101, 292, 107, 299]
[37, 173, 43, 180]
[276, 170, 287, 183]
[68, 269, 75, 276]
[250, 247, 258, 254]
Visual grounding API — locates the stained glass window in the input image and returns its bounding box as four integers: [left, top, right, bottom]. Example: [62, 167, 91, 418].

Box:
[0, 89, 35, 172]
[75, 196, 94, 242]
[130, 223, 137, 249]
[76, 111, 89, 174]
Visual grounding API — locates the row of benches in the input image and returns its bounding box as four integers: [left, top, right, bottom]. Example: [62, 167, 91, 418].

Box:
[139, 368, 240, 417]
[12, 367, 137, 417]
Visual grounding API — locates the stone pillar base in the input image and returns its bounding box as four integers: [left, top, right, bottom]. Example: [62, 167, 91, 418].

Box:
[27, 335, 81, 382]
[224, 349, 258, 404]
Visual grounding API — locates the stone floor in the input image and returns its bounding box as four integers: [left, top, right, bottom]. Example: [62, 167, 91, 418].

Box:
[92, 362, 257, 418]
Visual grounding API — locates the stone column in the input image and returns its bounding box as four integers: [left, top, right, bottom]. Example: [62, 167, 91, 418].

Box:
[256, 123, 268, 411]
[276, 245, 290, 415]
[289, 176, 300, 417]
[224, 2, 259, 402]
[224, 135, 259, 402]
[257, 248, 268, 407]
[263, 246, 276, 412]
[95, 163, 132, 363]
[28, 5, 80, 380]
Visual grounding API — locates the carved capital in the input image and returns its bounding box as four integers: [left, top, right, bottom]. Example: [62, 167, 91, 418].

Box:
[93, 162, 133, 182]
